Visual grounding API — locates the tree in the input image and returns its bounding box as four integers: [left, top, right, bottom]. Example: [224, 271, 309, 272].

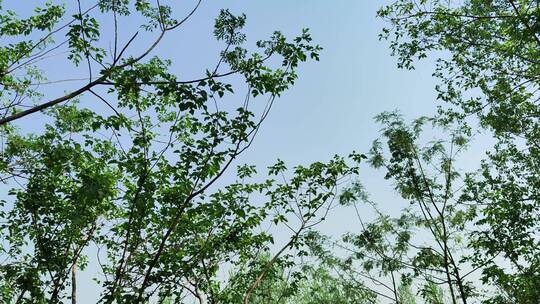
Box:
[0, 1, 365, 303]
[378, 0, 540, 302]
[302, 113, 477, 304]
[225, 253, 377, 304]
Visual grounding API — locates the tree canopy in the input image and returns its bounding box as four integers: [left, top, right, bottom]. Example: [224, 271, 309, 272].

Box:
[0, 1, 361, 302]
[1, 0, 540, 303]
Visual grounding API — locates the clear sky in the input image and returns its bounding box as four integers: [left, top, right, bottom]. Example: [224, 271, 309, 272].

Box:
[5, 1, 489, 302]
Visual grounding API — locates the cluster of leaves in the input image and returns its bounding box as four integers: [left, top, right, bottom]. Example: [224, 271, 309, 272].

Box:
[0, 1, 63, 117]
[3, 1, 540, 304]
[225, 253, 377, 304]
[362, 0, 540, 302]
[0, 1, 363, 303]
[307, 114, 476, 304]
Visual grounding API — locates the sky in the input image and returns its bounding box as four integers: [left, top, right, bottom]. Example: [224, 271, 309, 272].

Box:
[184, 0, 442, 233]
[4, 0, 489, 302]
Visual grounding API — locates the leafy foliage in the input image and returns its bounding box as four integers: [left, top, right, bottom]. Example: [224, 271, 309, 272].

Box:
[378, 0, 540, 302]
[3, 1, 540, 303]
[0, 1, 359, 303]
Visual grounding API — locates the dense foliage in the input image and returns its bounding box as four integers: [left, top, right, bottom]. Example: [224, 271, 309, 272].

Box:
[377, 0, 540, 302]
[1, 0, 539, 303]
[0, 1, 364, 303]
